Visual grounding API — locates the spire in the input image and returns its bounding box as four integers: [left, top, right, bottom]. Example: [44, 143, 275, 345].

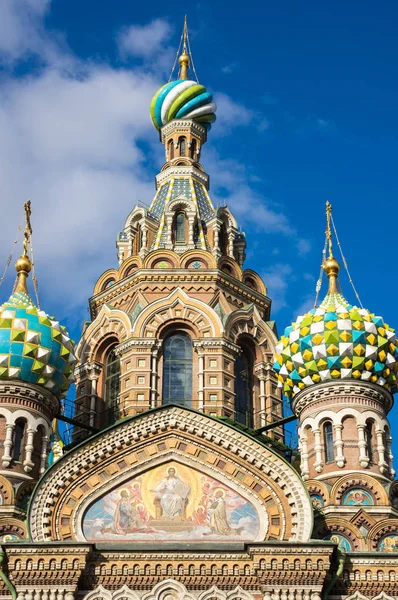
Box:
[14, 201, 32, 294]
[178, 16, 190, 80]
[322, 201, 340, 295]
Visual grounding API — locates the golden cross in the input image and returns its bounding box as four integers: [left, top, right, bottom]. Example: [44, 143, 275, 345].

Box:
[23, 200, 32, 257]
[325, 200, 333, 258]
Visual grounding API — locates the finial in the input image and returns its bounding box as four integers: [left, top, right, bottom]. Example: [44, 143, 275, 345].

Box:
[14, 200, 32, 294]
[178, 16, 190, 80]
[322, 201, 340, 294]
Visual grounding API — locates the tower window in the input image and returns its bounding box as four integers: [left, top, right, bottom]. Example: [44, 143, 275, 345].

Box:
[234, 347, 253, 427]
[365, 421, 373, 462]
[175, 212, 186, 243]
[324, 422, 334, 463]
[168, 139, 174, 160]
[178, 136, 186, 157]
[104, 347, 120, 424]
[191, 139, 197, 159]
[162, 333, 192, 407]
[13, 420, 25, 462]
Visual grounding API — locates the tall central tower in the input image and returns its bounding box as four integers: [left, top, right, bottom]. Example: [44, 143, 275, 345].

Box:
[74, 20, 284, 447]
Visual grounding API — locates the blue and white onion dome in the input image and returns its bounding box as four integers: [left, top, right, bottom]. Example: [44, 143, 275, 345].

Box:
[273, 256, 398, 399]
[0, 255, 76, 398]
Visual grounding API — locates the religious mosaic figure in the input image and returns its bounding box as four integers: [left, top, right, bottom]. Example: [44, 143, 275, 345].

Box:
[342, 489, 373, 506]
[114, 490, 142, 533]
[152, 467, 190, 520]
[207, 489, 236, 536]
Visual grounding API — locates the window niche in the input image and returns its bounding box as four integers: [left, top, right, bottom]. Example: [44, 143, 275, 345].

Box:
[162, 333, 193, 407]
[324, 421, 334, 463]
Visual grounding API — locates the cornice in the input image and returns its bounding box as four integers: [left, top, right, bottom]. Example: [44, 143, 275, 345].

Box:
[90, 270, 270, 318]
[292, 380, 393, 417]
[0, 381, 59, 417]
[156, 165, 209, 189]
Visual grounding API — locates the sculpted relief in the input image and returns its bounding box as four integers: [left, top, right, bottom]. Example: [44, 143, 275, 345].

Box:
[82, 462, 260, 542]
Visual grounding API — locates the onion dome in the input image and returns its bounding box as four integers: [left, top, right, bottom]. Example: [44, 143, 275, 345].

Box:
[0, 231, 76, 397]
[273, 210, 398, 399]
[150, 18, 216, 132]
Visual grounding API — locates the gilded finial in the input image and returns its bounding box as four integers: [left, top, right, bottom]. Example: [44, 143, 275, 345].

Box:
[322, 201, 340, 294]
[178, 16, 190, 80]
[14, 200, 32, 294]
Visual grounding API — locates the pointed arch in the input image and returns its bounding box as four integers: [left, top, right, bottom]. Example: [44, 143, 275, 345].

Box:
[76, 304, 131, 363]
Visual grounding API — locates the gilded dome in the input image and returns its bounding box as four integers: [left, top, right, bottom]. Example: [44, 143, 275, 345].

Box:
[273, 290, 398, 399]
[0, 289, 76, 397]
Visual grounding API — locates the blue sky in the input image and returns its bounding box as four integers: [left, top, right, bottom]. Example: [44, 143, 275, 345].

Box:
[0, 1, 397, 454]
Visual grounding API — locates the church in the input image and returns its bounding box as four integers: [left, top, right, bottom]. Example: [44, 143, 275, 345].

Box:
[0, 19, 397, 600]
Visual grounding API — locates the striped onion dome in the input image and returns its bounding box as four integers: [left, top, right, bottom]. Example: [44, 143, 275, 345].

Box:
[150, 79, 216, 131]
[273, 259, 398, 399]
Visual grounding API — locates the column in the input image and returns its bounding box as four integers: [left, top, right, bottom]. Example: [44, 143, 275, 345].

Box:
[313, 428, 324, 473]
[2, 423, 14, 467]
[386, 432, 396, 478]
[357, 424, 369, 468]
[333, 423, 346, 468]
[259, 375, 266, 426]
[39, 433, 50, 474]
[150, 343, 160, 409]
[23, 427, 36, 472]
[376, 428, 388, 474]
[299, 430, 310, 480]
[227, 230, 234, 258]
[197, 347, 204, 411]
[166, 215, 173, 246]
[188, 216, 195, 246]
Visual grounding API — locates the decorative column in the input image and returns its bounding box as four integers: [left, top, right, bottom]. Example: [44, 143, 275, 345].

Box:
[197, 344, 204, 411]
[227, 229, 234, 258]
[188, 215, 195, 247]
[87, 362, 102, 428]
[39, 432, 50, 474]
[386, 432, 396, 478]
[150, 342, 161, 408]
[165, 215, 173, 248]
[333, 423, 346, 468]
[313, 428, 324, 473]
[357, 424, 370, 468]
[2, 423, 14, 467]
[376, 428, 388, 474]
[299, 430, 310, 480]
[23, 427, 36, 472]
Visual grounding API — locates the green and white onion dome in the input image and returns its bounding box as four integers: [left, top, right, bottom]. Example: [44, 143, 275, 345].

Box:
[150, 79, 217, 131]
[0, 259, 76, 398]
[273, 259, 398, 399]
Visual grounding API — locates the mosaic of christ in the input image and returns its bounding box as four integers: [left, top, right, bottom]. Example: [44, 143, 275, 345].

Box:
[82, 462, 260, 542]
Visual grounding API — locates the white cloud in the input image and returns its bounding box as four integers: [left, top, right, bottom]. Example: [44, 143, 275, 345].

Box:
[260, 264, 292, 313]
[117, 18, 174, 73]
[0, 2, 304, 334]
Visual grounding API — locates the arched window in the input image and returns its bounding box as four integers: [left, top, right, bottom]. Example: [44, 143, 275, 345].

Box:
[13, 419, 25, 461]
[219, 221, 228, 255]
[133, 223, 142, 255]
[168, 139, 174, 160]
[104, 347, 120, 424]
[324, 421, 334, 463]
[191, 139, 197, 159]
[162, 333, 192, 407]
[365, 420, 374, 462]
[175, 212, 186, 243]
[178, 136, 186, 156]
[234, 348, 253, 426]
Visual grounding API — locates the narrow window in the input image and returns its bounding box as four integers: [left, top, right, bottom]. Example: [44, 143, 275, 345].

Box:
[365, 421, 373, 462]
[324, 422, 334, 463]
[104, 347, 120, 424]
[13, 420, 25, 461]
[162, 333, 192, 407]
[234, 348, 253, 427]
[191, 139, 197, 159]
[175, 212, 186, 243]
[168, 139, 174, 160]
[179, 137, 186, 156]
